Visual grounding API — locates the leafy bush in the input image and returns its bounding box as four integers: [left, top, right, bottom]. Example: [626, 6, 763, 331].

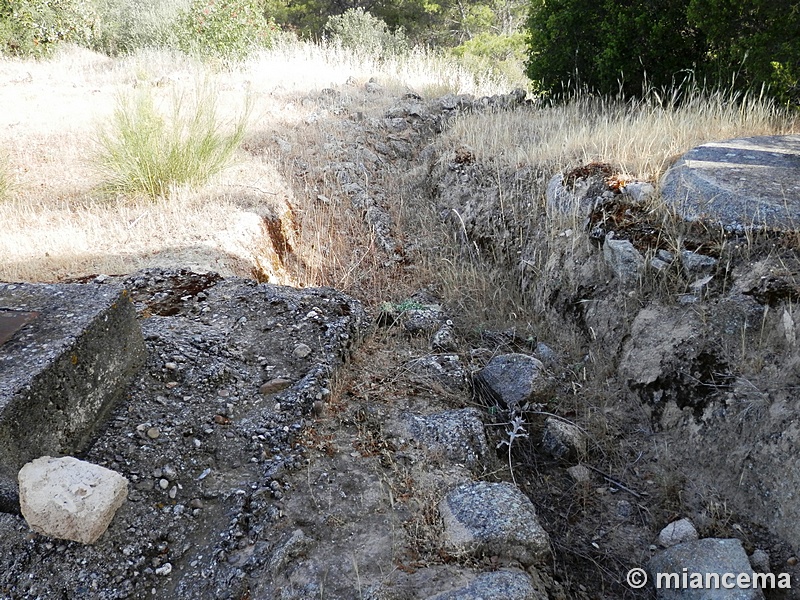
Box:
[525, 0, 799, 104]
[176, 0, 275, 62]
[95, 84, 248, 199]
[0, 0, 95, 56]
[324, 8, 407, 58]
[452, 32, 527, 86]
[526, 0, 703, 98]
[88, 0, 188, 55]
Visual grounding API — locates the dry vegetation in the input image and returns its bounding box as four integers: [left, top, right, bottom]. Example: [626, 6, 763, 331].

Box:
[1, 38, 797, 309]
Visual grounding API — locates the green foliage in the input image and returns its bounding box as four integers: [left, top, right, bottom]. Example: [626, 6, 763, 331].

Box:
[95, 84, 248, 199]
[0, 0, 95, 56]
[323, 8, 407, 58]
[526, 0, 799, 104]
[452, 31, 526, 83]
[176, 0, 276, 62]
[88, 0, 189, 55]
[686, 0, 799, 104]
[526, 0, 704, 98]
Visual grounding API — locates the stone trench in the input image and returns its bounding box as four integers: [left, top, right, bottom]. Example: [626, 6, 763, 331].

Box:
[1, 84, 800, 600]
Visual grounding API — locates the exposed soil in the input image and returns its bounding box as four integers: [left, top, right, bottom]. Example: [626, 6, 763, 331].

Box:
[3, 65, 800, 600]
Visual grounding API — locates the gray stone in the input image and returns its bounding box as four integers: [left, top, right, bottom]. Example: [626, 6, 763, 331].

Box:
[660, 135, 800, 232]
[473, 353, 547, 412]
[567, 464, 593, 483]
[546, 173, 606, 217]
[648, 538, 766, 599]
[19, 456, 128, 544]
[405, 354, 469, 391]
[749, 548, 770, 573]
[405, 408, 488, 468]
[658, 518, 699, 548]
[427, 569, 545, 600]
[432, 323, 458, 352]
[534, 342, 558, 366]
[292, 343, 312, 359]
[651, 257, 671, 272]
[0, 282, 144, 514]
[541, 417, 587, 461]
[681, 250, 718, 277]
[603, 237, 645, 284]
[439, 481, 550, 566]
[622, 181, 656, 203]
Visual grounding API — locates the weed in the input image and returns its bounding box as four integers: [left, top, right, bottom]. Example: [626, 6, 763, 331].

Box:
[496, 414, 529, 485]
[94, 82, 248, 199]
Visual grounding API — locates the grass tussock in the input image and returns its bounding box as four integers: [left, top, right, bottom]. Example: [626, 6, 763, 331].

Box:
[95, 83, 248, 199]
[445, 86, 799, 181]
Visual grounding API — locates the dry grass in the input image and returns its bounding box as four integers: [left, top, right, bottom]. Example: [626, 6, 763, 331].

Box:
[0, 38, 511, 284]
[443, 87, 799, 181]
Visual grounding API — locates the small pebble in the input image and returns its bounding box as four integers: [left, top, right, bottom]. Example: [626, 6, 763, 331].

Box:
[169, 486, 177, 499]
[155, 563, 172, 576]
[147, 427, 160, 439]
[165, 362, 178, 371]
[292, 343, 312, 359]
[159, 479, 169, 490]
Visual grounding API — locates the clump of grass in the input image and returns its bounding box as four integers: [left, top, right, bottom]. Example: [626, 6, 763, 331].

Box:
[95, 82, 248, 199]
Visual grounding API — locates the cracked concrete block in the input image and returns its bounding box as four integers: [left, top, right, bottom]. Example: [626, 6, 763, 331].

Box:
[19, 456, 128, 544]
[0, 282, 145, 514]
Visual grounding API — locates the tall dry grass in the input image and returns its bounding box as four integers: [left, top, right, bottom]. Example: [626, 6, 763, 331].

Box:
[444, 86, 799, 181]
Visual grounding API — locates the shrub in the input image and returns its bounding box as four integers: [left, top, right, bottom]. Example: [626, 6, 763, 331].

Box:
[525, 0, 703, 98]
[452, 32, 527, 87]
[525, 0, 800, 104]
[95, 84, 248, 199]
[324, 8, 407, 59]
[88, 0, 189, 55]
[0, 0, 95, 57]
[176, 0, 275, 63]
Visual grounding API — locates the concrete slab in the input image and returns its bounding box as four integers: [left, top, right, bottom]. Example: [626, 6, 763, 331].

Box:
[0, 283, 145, 513]
[660, 135, 800, 232]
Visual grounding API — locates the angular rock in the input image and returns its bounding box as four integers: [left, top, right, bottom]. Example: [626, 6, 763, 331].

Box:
[621, 181, 656, 203]
[658, 518, 699, 548]
[432, 323, 458, 352]
[603, 237, 645, 284]
[473, 353, 548, 412]
[541, 417, 587, 461]
[567, 464, 593, 483]
[427, 569, 545, 600]
[681, 250, 718, 278]
[439, 481, 550, 566]
[546, 173, 606, 217]
[648, 538, 766, 599]
[19, 456, 128, 544]
[405, 408, 489, 469]
[405, 354, 469, 391]
[259, 378, 292, 396]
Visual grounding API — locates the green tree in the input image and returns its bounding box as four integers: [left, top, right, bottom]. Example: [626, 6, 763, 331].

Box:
[526, 0, 799, 102]
[526, 0, 704, 97]
[687, 0, 799, 103]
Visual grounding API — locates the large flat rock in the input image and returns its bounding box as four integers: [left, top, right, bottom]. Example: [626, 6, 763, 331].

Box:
[660, 135, 800, 232]
[0, 282, 145, 513]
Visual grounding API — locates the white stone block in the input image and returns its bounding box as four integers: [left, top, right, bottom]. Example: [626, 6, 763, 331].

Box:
[19, 456, 128, 544]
